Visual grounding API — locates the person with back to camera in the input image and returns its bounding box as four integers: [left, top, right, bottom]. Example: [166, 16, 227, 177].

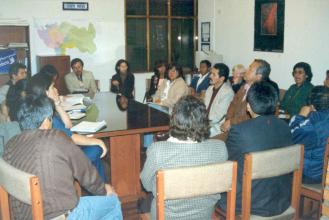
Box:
[289, 85, 329, 184]
[141, 95, 228, 220]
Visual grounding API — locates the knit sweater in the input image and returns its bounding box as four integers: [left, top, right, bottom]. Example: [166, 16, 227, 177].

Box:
[140, 139, 228, 220]
[3, 129, 106, 219]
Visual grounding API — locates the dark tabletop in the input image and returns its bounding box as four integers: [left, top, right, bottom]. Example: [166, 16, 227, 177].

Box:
[76, 92, 170, 136]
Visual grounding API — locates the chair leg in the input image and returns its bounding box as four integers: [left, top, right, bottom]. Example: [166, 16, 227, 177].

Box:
[299, 196, 304, 218]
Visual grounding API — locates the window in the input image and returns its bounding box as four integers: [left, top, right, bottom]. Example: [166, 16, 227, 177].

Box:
[126, 0, 198, 72]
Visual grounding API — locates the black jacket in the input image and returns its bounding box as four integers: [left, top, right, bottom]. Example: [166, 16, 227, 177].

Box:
[218, 115, 293, 217]
[110, 73, 135, 99]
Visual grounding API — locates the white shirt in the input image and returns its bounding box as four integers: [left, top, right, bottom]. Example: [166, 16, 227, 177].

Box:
[167, 136, 198, 144]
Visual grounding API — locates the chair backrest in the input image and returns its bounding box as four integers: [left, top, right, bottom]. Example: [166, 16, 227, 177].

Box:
[145, 78, 151, 93]
[156, 161, 237, 220]
[95, 79, 100, 92]
[0, 158, 44, 220]
[0, 121, 21, 157]
[241, 144, 304, 220]
[321, 138, 329, 219]
[321, 138, 329, 189]
[279, 88, 286, 102]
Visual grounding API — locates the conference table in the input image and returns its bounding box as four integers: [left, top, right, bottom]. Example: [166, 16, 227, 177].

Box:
[76, 92, 170, 202]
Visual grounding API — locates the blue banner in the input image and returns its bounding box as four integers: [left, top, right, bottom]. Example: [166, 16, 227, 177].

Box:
[0, 49, 17, 74]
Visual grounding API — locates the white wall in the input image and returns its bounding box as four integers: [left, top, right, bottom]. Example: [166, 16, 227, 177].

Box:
[4, 1, 324, 101]
[211, 0, 329, 89]
[0, 0, 153, 101]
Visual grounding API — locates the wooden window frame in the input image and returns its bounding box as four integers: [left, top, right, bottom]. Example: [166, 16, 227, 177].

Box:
[125, 0, 198, 73]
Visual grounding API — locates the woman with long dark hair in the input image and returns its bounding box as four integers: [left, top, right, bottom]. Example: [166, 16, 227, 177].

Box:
[145, 60, 167, 101]
[110, 59, 135, 99]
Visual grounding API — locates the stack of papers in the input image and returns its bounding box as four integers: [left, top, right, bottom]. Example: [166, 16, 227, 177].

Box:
[63, 104, 86, 112]
[61, 94, 86, 111]
[71, 120, 106, 133]
[62, 94, 84, 106]
[67, 111, 86, 120]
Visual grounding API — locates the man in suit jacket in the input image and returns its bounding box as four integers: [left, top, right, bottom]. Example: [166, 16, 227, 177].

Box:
[217, 81, 293, 217]
[217, 59, 279, 141]
[190, 60, 211, 96]
[204, 63, 234, 137]
[65, 58, 97, 98]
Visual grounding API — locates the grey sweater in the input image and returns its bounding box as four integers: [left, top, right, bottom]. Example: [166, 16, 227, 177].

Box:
[140, 139, 228, 220]
[3, 129, 106, 219]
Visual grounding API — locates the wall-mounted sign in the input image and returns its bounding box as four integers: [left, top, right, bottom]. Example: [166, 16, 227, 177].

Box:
[63, 2, 89, 11]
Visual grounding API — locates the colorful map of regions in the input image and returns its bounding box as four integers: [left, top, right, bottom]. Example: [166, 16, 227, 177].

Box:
[37, 22, 96, 55]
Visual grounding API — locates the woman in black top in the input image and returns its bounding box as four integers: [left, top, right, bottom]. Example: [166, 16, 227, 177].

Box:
[145, 60, 167, 102]
[111, 59, 135, 99]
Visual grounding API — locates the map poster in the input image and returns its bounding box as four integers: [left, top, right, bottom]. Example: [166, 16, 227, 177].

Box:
[35, 21, 97, 55]
[33, 19, 122, 92]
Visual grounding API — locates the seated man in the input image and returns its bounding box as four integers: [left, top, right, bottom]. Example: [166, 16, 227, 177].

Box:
[0, 63, 27, 104]
[289, 86, 329, 184]
[217, 81, 293, 217]
[189, 60, 211, 97]
[141, 96, 228, 220]
[204, 63, 234, 137]
[0, 63, 27, 122]
[3, 95, 122, 220]
[218, 59, 279, 141]
[65, 58, 97, 98]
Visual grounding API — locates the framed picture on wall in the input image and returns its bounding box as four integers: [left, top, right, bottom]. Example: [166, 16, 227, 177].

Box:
[201, 43, 210, 52]
[254, 0, 285, 52]
[201, 22, 210, 43]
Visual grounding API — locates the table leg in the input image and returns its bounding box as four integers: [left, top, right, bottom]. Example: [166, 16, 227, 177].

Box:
[109, 134, 141, 201]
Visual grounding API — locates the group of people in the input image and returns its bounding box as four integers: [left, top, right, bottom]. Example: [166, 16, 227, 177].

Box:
[0, 61, 122, 219]
[140, 59, 329, 219]
[0, 56, 328, 220]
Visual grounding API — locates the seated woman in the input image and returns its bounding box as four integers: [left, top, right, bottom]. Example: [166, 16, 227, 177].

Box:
[40, 64, 72, 129]
[289, 86, 329, 184]
[141, 96, 228, 220]
[280, 62, 314, 117]
[229, 64, 246, 93]
[28, 73, 108, 181]
[145, 60, 167, 102]
[110, 59, 135, 99]
[153, 63, 188, 109]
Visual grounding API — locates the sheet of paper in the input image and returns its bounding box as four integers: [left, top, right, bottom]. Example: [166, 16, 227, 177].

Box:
[70, 120, 107, 133]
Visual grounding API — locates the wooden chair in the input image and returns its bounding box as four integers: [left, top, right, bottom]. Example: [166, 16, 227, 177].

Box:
[0, 158, 44, 220]
[299, 137, 329, 219]
[279, 88, 286, 102]
[0, 158, 81, 220]
[156, 161, 237, 220]
[143, 78, 152, 103]
[241, 144, 304, 220]
[95, 79, 100, 92]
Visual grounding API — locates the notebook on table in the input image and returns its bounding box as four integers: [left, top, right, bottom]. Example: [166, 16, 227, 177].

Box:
[70, 120, 107, 133]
